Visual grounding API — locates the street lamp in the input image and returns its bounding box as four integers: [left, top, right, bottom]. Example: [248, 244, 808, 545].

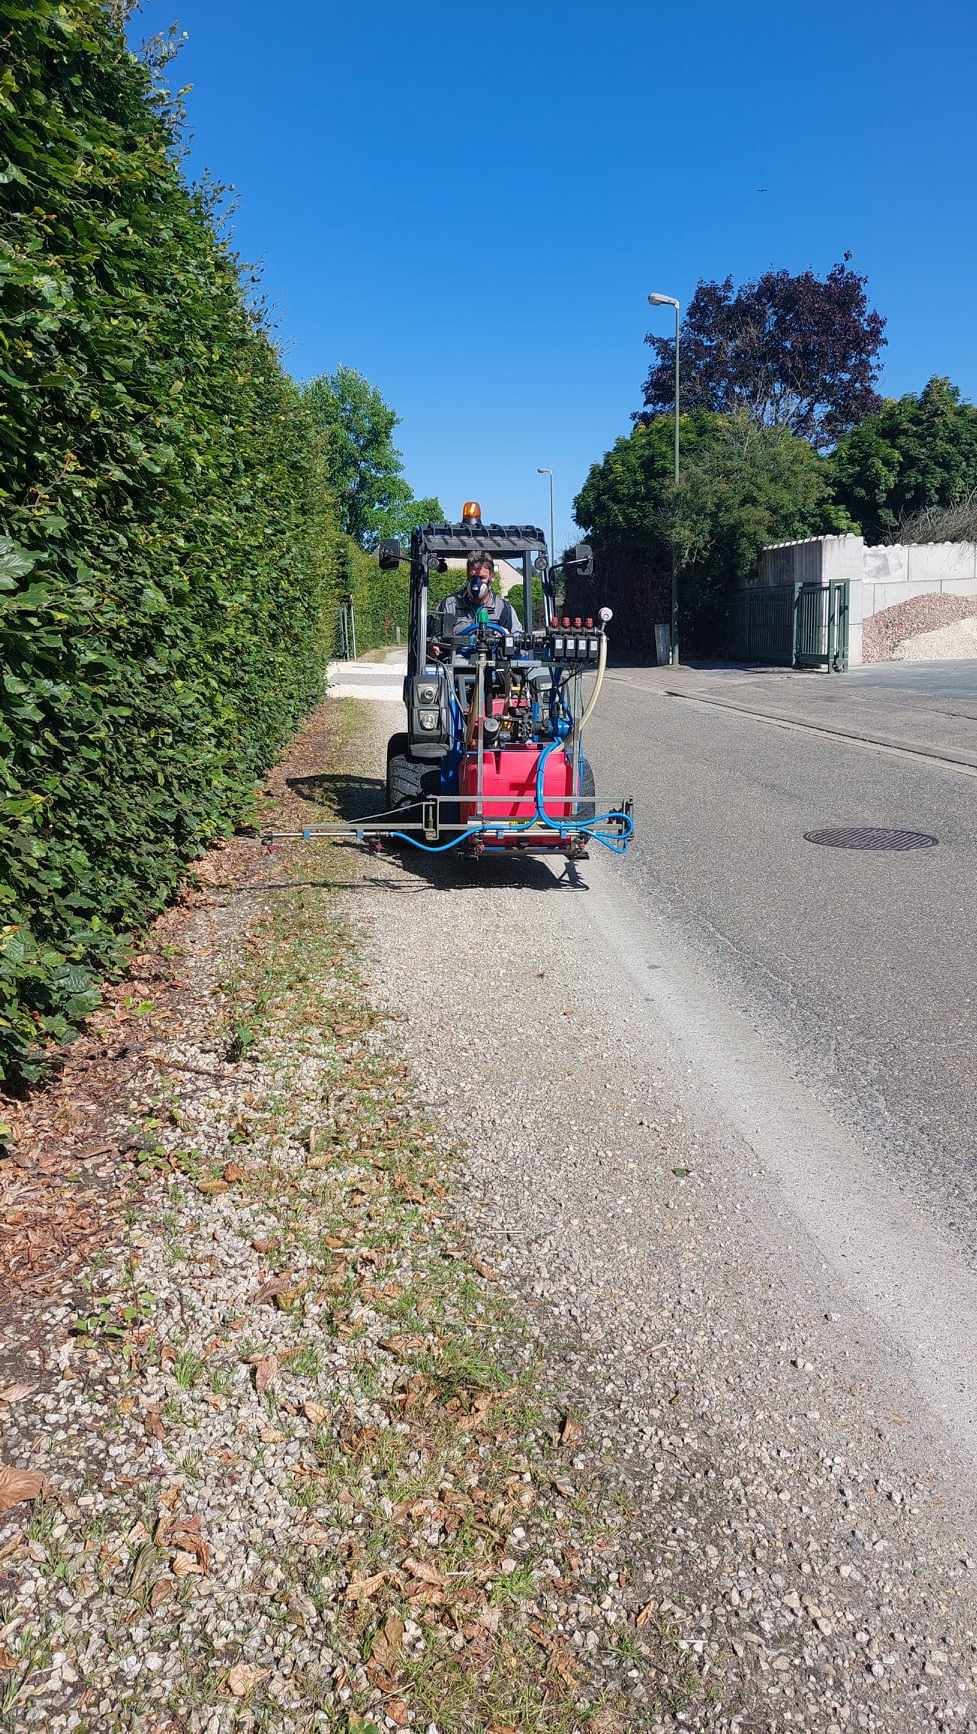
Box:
[648, 291, 680, 665]
[536, 466, 555, 571]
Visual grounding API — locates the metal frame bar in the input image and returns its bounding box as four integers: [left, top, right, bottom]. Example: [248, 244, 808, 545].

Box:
[261, 790, 626, 849]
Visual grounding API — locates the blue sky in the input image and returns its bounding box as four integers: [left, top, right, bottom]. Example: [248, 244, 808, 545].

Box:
[131, 0, 977, 549]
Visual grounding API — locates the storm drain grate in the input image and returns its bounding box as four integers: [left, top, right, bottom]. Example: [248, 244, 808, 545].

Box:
[804, 825, 938, 852]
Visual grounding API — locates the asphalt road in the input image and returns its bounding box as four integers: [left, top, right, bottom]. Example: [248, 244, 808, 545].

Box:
[338, 668, 977, 1725]
[597, 667, 977, 1256]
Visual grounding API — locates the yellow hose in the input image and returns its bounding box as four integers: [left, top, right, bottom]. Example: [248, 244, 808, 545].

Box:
[567, 631, 608, 744]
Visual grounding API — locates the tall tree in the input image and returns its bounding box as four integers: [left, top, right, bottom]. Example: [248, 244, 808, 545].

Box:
[640, 259, 886, 449]
[573, 412, 852, 653]
[828, 376, 977, 543]
[303, 368, 442, 547]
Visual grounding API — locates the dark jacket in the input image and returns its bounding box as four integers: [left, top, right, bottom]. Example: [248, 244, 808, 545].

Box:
[435, 586, 521, 636]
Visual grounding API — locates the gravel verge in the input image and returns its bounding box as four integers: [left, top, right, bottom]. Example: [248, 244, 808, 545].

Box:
[0, 698, 681, 1732]
[347, 699, 977, 1734]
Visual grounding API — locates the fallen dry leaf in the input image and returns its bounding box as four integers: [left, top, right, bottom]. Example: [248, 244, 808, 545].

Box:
[252, 1276, 295, 1307]
[196, 1178, 229, 1198]
[403, 1557, 444, 1586]
[368, 1609, 405, 1678]
[344, 1570, 389, 1604]
[378, 1334, 425, 1358]
[301, 1521, 330, 1548]
[0, 1466, 47, 1512]
[472, 1259, 498, 1281]
[302, 1399, 329, 1425]
[0, 1382, 36, 1406]
[222, 1161, 246, 1183]
[393, 1175, 425, 1204]
[247, 1354, 278, 1395]
[226, 1661, 266, 1698]
[386, 1701, 409, 1728]
[0, 1645, 18, 1672]
[258, 1423, 285, 1445]
[128, 1540, 158, 1597]
[169, 1514, 209, 1571]
[635, 1600, 656, 1628]
[171, 1549, 203, 1579]
[559, 1414, 584, 1449]
[149, 1578, 175, 1612]
[144, 1409, 165, 1442]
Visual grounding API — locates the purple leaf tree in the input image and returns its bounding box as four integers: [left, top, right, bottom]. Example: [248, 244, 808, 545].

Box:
[639, 256, 886, 449]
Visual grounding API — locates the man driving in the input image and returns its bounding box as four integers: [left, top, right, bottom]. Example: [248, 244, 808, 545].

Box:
[435, 554, 522, 637]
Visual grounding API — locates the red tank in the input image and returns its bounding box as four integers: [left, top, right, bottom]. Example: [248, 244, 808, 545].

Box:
[459, 745, 575, 826]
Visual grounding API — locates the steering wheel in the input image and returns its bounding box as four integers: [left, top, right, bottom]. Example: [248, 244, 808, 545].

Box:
[457, 622, 509, 638]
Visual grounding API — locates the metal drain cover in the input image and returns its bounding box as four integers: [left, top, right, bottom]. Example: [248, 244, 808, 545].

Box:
[804, 825, 938, 852]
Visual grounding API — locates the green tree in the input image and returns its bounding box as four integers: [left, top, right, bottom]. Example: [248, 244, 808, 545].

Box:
[575, 412, 724, 552]
[673, 415, 853, 579]
[573, 413, 851, 654]
[303, 368, 442, 547]
[371, 491, 444, 545]
[829, 377, 977, 543]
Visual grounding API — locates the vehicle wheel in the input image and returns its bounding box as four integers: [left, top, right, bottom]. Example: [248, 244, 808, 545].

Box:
[385, 734, 440, 840]
[576, 756, 596, 821]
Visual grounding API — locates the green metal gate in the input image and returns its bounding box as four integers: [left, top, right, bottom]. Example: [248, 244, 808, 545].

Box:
[730, 582, 849, 672]
[794, 581, 849, 671]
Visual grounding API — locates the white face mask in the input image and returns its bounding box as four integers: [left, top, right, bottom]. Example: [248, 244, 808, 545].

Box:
[468, 576, 491, 603]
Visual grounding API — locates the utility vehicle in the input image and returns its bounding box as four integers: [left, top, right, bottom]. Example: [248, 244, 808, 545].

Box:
[266, 504, 633, 862]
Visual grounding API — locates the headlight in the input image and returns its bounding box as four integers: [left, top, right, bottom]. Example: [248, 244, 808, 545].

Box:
[416, 681, 438, 703]
[418, 708, 439, 731]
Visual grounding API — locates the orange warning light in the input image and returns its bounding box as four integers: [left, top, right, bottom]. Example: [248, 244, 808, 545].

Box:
[462, 500, 482, 522]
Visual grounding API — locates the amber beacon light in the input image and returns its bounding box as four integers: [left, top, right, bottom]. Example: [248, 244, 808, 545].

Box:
[462, 500, 482, 522]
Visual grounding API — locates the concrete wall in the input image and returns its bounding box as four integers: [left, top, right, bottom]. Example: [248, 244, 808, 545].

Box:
[758, 534, 865, 588]
[862, 542, 977, 619]
[756, 535, 977, 666]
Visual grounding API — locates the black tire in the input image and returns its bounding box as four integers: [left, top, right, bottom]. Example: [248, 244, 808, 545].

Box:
[576, 756, 596, 821]
[385, 733, 420, 808]
[385, 733, 440, 840]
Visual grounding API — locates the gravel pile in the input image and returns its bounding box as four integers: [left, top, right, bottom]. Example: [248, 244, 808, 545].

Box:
[893, 616, 977, 662]
[863, 594, 977, 663]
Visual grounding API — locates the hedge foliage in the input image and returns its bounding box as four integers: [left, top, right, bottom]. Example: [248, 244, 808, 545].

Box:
[0, 0, 336, 1083]
[340, 540, 409, 654]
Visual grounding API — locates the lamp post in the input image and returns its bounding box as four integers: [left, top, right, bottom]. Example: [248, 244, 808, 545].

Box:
[648, 292, 680, 665]
[536, 466, 555, 570]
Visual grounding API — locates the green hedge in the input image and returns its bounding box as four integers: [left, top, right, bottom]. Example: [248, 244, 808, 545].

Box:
[340, 540, 409, 654]
[0, 1, 336, 1083]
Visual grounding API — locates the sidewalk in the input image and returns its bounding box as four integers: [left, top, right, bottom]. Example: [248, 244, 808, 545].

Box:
[610, 661, 977, 771]
[326, 652, 406, 703]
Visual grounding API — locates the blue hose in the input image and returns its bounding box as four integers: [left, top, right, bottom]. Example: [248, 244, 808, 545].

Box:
[532, 740, 634, 855]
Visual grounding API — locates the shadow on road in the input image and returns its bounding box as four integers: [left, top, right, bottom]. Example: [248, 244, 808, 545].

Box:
[285, 771, 382, 820]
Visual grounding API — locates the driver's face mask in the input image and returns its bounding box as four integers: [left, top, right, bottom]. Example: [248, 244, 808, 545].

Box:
[468, 575, 491, 604]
